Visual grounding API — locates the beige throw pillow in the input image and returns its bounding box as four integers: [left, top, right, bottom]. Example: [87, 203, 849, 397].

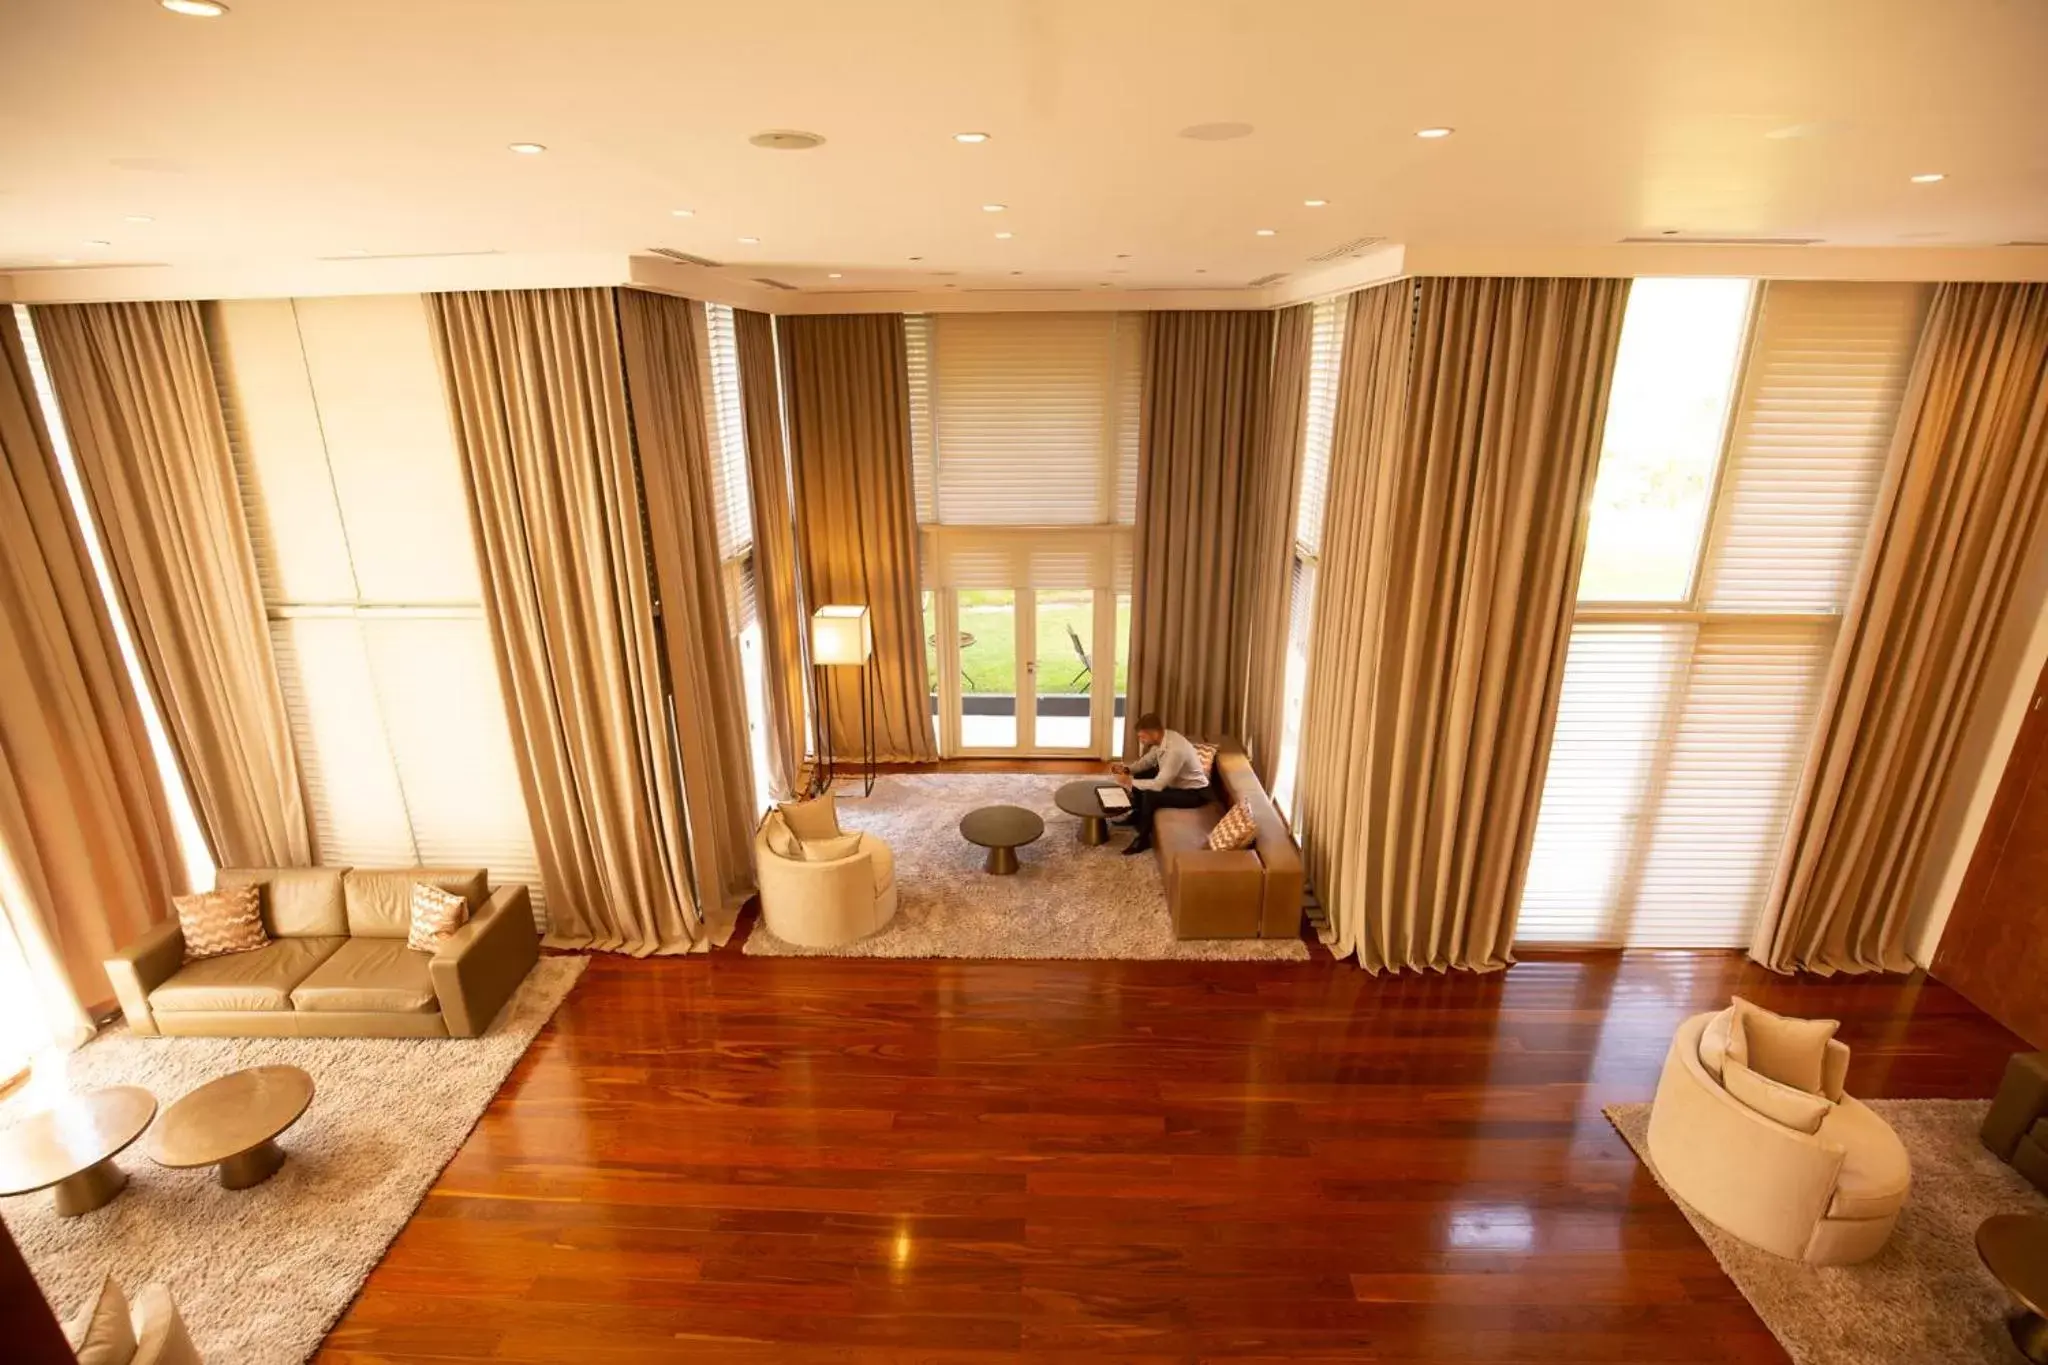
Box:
[1731, 996, 1839, 1095]
[801, 832, 864, 862]
[65, 1276, 137, 1365]
[406, 882, 470, 952]
[778, 793, 841, 841]
[128, 1283, 198, 1365]
[1697, 1004, 1739, 1081]
[174, 884, 268, 962]
[1724, 1058, 1834, 1134]
[1206, 799, 1259, 851]
[763, 813, 803, 861]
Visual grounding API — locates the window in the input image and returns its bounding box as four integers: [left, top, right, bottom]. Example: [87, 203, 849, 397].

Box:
[1517, 279, 1930, 947]
[1272, 294, 1350, 816]
[207, 296, 542, 916]
[699, 303, 774, 807]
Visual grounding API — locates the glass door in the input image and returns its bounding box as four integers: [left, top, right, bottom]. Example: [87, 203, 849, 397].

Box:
[1032, 589, 1095, 751]
[934, 586, 1126, 757]
[954, 588, 1019, 753]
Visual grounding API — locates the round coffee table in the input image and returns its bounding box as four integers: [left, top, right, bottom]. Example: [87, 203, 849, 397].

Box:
[960, 804, 1045, 875]
[1055, 780, 1119, 846]
[148, 1065, 314, 1190]
[0, 1086, 156, 1217]
[1979, 1214, 2048, 1362]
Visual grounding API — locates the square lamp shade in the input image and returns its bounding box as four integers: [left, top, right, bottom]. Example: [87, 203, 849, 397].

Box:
[810, 605, 872, 666]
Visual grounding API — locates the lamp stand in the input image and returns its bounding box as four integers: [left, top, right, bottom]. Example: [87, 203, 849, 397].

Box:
[810, 663, 876, 798]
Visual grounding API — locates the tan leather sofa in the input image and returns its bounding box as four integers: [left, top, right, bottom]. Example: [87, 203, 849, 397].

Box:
[105, 867, 539, 1039]
[754, 814, 897, 947]
[1151, 744, 1303, 940]
[1647, 1010, 1910, 1264]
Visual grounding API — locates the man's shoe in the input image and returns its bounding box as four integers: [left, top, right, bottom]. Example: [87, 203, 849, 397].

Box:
[1121, 839, 1152, 857]
[1109, 813, 1135, 826]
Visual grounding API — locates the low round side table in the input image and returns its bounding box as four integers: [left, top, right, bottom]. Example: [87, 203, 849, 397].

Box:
[148, 1065, 315, 1190]
[959, 804, 1045, 875]
[0, 1086, 156, 1217]
[1978, 1213, 2048, 1363]
[1054, 780, 1116, 846]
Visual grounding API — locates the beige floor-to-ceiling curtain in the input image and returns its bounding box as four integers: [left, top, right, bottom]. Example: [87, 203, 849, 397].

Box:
[617, 289, 757, 925]
[778, 313, 934, 763]
[1297, 277, 1629, 973]
[1234, 304, 1313, 785]
[430, 288, 700, 955]
[0, 315, 182, 1045]
[32, 301, 311, 869]
[736, 308, 809, 796]
[1757, 282, 2048, 974]
[1128, 310, 1275, 749]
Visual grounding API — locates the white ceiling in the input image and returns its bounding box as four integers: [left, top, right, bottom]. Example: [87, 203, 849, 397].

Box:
[3, 0, 2046, 298]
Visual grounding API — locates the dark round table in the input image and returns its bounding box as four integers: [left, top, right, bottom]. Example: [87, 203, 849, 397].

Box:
[1054, 780, 1117, 846]
[1978, 1214, 2048, 1362]
[959, 804, 1045, 875]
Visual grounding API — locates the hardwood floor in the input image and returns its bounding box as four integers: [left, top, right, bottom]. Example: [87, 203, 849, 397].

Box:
[319, 948, 2024, 1364]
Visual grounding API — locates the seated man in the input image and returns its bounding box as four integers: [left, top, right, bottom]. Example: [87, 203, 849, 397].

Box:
[1110, 713, 1210, 856]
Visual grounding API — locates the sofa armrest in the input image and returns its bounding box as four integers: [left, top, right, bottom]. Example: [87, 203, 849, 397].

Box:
[429, 886, 540, 1038]
[1984, 1053, 2048, 1161]
[104, 919, 184, 1037]
[1166, 848, 1265, 939]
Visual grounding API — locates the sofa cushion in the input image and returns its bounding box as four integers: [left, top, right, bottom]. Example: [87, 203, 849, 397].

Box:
[1731, 996, 1839, 1095]
[344, 868, 487, 938]
[779, 793, 841, 840]
[802, 831, 864, 862]
[406, 882, 470, 952]
[215, 867, 348, 938]
[290, 938, 439, 1014]
[1154, 805, 1220, 863]
[149, 937, 345, 1013]
[762, 811, 802, 860]
[172, 885, 268, 962]
[1820, 1096, 1912, 1221]
[1724, 1058, 1833, 1134]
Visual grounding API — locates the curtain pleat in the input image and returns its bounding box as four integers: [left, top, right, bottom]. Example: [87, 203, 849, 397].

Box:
[617, 290, 758, 928]
[1298, 277, 1630, 973]
[736, 308, 809, 796]
[1235, 304, 1313, 786]
[778, 313, 935, 763]
[1128, 310, 1275, 750]
[1757, 282, 2048, 974]
[0, 315, 182, 1042]
[429, 288, 699, 955]
[31, 301, 311, 869]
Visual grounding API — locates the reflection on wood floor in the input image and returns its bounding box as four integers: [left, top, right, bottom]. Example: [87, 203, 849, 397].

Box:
[319, 946, 2023, 1363]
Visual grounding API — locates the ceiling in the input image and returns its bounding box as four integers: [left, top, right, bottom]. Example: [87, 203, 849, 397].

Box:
[3, 0, 2046, 297]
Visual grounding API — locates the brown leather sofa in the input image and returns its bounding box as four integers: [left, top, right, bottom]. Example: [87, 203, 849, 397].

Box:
[1152, 743, 1303, 940]
[1984, 1051, 2048, 1192]
[104, 867, 539, 1039]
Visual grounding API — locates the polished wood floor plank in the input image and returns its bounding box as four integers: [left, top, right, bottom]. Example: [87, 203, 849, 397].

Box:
[319, 947, 2025, 1363]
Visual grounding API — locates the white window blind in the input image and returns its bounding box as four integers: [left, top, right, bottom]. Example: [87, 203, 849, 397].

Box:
[1294, 294, 1350, 558]
[208, 295, 545, 918]
[1518, 279, 1929, 948]
[701, 303, 753, 564]
[910, 311, 1141, 527]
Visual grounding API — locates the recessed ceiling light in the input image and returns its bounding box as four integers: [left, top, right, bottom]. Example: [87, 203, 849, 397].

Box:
[1255, 228, 1276, 236]
[827, 272, 843, 279]
[908, 255, 924, 262]
[982, 204, 1006, 213]
[737, 236, 760, 244]
[124, 214, 155, 224]
[953, 131, 990, 144]
[1415, 126, 1455, 139]
[508, 142, 546, 155]
[160, 0, 228, 15]
[84, 239, 111, 247]
[1010, 270, 1023, 276]
[1115, 253, 1131, 259]
[994, 231, 1013, 240]
[1304, 199, 1328, 208]
[670, 208, 695, 218]
[1195, 268, 1208, 274]
[1910, 172, 1946, 184]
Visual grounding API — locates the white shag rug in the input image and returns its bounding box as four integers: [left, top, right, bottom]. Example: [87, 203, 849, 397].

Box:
[745, 772, 1311, 961]
[1607, 1098, 2048, 1364]
[1, 955, 586, 1364]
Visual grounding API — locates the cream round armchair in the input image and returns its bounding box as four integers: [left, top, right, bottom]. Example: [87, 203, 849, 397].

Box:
[1647, 1009, 1910, 1264]
[753, 811, 897, 948]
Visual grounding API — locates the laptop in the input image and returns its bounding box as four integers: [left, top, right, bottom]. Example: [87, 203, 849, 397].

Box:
[1097, 785, 1131, 812]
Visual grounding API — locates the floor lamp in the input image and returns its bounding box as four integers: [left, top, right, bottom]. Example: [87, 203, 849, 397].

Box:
[810, 604, 875, 797]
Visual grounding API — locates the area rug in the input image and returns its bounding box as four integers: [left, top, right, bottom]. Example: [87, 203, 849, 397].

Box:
[1, 955, 586, 1364]
[744, 772, 1311, 961]
[1607, 1098, 2048, 1364]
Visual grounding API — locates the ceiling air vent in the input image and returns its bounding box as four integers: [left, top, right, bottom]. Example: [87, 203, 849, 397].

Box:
[1619, 235, 1822, 246]
[648, 247, 724, 269]
[2004, 240, 2048, 248]
[1247, 272, 1289, 288]
[1305, 235, 1387, 264]
[752, 277, 799, 291]
[3, 260, 167, 273]
[317, 249, 503, 261]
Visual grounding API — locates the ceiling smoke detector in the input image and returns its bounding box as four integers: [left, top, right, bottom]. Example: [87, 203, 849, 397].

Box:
[749, 130, 826, 151]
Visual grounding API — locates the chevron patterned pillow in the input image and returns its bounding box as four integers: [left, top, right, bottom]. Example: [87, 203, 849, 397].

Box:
[174, 884, 269, 961]
[407, 882, 471, 952]
[1192, 741, 1220, 782]
[1206, 798, 1259, 851]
